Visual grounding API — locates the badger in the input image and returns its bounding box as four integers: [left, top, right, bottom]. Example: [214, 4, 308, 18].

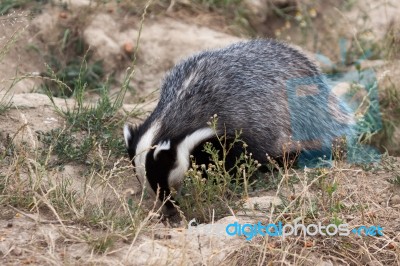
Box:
[123, 39, 353, 216]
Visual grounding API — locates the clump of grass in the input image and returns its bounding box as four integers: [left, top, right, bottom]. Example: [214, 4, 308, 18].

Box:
[268, 1, 320, 44]
[37, 54, 127, 168]
[389, 175, 400, 186]
[338, 67, 400, 157]
[41, 58, 105, 98]
[163, 0, 254, 35]
[40, 21, 107, 98]
[0, 0, 47, 17]
[371, 79, 400, 155]
[375, 154, 400, 185]
[199, 0, 249, 24]
[178, 116, 262, 222]
[37, 102, 126, 168]
[193, 0, 242, 10]
[0, 0, 31, 14]
[0, 89, 12, 114]
[385, 21, 400, 60]
[344, 30, 382, 65]
[86, 234, 116, 254]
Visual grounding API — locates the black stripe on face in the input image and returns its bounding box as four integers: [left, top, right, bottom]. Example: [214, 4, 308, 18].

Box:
[145, 146, 177, 211]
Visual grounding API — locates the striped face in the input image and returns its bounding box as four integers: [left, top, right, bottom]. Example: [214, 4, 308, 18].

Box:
[123, 123, 214, 215]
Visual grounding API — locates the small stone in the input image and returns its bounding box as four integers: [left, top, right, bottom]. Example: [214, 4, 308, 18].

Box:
[59, 12, 68, 19]
[304, 240, 314, 247]
[391, 195, 400, 205]
[12, 247, 22, 256]
[123, 42, 134, 54]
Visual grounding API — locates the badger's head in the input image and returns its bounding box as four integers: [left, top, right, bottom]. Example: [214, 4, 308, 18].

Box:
[123, 122, 214, 216]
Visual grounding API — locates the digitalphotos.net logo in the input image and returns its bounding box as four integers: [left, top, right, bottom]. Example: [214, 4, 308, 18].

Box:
[187, 219, 384, 241]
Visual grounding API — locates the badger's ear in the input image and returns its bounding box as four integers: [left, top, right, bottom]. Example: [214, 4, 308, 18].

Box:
[153, 140, 171, 160]
[123, 123, 136, 147]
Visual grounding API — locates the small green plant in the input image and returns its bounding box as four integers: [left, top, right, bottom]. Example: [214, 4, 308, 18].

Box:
[389, 175, 400, 186]
[0, 0, 29, 14]
[0, 0, 47, 15]
[193, 0, 242, 10]
[178, 116, 261, 222]
[269, 1, 320, 46]
[385, 22, 400, 60]
[342, 30, 382, 66]
[311, 168, 345, 214]
[40, 24, 107, 98]
[86, 234, 116, 254]
[181, 0, 254, 35]
[380, 155, 400, 185]
[38, 55, 128, 167]
[42, 58, 105, 98]
[0, 91, 11, 115]
[371, 80, 400, 155]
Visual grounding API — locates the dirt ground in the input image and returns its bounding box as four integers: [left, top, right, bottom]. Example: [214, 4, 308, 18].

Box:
[1, 0, 400, 265]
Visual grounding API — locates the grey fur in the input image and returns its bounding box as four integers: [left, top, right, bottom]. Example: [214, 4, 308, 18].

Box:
[149, 39, 350, 155]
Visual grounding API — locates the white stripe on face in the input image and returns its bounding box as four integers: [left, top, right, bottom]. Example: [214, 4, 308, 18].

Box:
[123, 124, 132, 147]
[134, 122, 160, 186]
[168, 127, 215, 189]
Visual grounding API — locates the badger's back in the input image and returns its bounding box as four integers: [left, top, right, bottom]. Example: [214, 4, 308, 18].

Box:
[142, 39, 352, 161]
